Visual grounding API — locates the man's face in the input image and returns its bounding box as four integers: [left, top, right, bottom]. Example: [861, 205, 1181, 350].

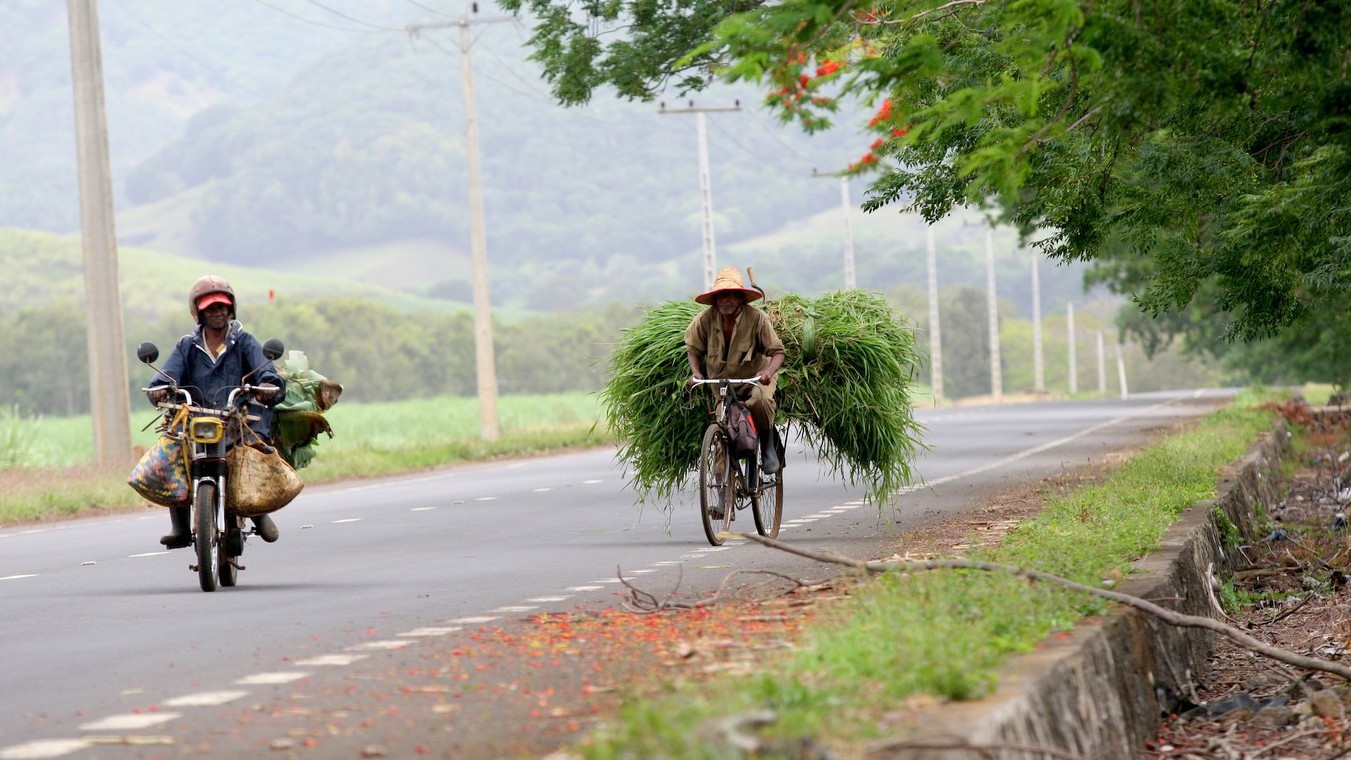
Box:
[714, 292, 744, 317]
[200, 302, 231, 330]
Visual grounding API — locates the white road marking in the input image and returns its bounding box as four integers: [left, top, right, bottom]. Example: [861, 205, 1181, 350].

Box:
[566, 585, 603, 592]
[475, 496, 500, 502]
[399, 627, 462, 637]
[332, 518, 363, 524]
[526, 596, 569, 603]
[492, 605, 538, 613]
[532, 487, 552, 492]
[129, 552, 167, 558]
[589, 579, 623, 584]
[78, 713, 180, 731]
[163, 690, 249, 707]
[0, 739, 91, 759]
[582, 479, 603, 484]
[448, 616, 497, 625]
[294, 654, 368, 666]
[1, 575, 37, 581]
[411, 507, 437, 512]
[348, 640, 414, 651]
[235, 672, 310, 685]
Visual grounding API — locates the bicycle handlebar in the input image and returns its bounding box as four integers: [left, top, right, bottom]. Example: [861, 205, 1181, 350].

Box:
[689, 377, 761, 386]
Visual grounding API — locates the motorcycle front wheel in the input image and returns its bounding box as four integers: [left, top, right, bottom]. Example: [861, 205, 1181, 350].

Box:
[195, 481, 220, 592]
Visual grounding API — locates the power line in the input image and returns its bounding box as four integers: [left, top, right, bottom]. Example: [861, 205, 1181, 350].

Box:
[301, 0, 407, 31]
[403, 0, 458, 18]
[246, 0, 393, 33]
[104, 0, 271, 100]
[705, 116, 809, 176]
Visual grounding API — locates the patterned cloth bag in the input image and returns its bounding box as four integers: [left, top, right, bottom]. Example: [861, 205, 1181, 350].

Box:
[127, 435, 191, 507]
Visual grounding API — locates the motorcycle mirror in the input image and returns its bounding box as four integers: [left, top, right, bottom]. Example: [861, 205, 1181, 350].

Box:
[136, 342, 159, 364]
[262, 338, 285, 361]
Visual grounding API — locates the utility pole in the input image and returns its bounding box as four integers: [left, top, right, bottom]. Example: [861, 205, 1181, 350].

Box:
[811, 170, 857, 290]
[926, 225, 943, 404]
[1115, 340, 1129, 400]
[1066, 302, 1077, 395]
[661, 101, 740, 289]
[1030, 249, 1044, 393]
[408, 9, 512, 441]
[67, 0, 131, 467]
[1096, 330, 1107, 394]
[985, 229, 1002, 402]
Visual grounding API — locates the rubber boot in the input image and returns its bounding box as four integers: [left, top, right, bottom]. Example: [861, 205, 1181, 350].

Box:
[760, 430, 780, 475]
[252, 514, 279, 543]
[160, 507, 191, 549]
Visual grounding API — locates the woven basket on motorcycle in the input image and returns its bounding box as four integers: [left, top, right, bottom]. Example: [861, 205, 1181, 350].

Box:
[599, 289, 926, 507]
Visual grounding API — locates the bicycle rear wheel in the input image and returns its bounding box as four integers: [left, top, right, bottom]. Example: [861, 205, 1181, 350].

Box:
[699, 424, 734, 546]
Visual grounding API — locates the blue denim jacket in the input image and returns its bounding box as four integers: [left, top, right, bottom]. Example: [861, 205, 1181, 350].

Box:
[149, 321, 286, 439]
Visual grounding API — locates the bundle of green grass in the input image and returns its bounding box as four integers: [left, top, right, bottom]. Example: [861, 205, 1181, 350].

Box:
[599, 289, 926, 506]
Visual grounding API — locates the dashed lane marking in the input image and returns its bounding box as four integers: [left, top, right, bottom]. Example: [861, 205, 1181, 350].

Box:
[399, 627, 462, 637]
[294, 654, 369, 666]
[347, 641, 414, 651]
[0, 739, 91, 759]
[332, 518, 363, 524]
[492, 605, 539, 613]
[448, 616, 497, 625]
[163, 690, 249, 707]
[1, 575, 37, 581]
[566, 585, 603, 592]
[235, 672, 310, 685]
[78, 713, 180, 731]
[525, 596, 569, 603]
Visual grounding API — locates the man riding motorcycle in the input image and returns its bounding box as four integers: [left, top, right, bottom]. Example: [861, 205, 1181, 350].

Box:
[146, 276, 286, 548]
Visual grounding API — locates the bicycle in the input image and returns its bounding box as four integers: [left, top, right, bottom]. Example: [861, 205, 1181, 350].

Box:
[689, 377, 784, 546]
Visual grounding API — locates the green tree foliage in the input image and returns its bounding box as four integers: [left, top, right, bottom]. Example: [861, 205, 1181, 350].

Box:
[502, 0, 1351, 346]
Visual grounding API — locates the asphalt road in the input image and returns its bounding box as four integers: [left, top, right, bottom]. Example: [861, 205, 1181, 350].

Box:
[0, 390, 1234, 759]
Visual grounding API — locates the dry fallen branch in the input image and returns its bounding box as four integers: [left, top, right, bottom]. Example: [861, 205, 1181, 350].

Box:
[736, 533, 1351, 682]
[617, 564, 810, 613]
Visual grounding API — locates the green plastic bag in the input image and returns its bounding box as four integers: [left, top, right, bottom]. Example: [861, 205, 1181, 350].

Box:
[273, 350, 342, 469]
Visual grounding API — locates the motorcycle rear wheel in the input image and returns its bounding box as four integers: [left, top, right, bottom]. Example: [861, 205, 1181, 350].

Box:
[195, 481, 220, 592]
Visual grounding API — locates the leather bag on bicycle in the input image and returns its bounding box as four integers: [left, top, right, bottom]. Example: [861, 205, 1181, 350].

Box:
[727, 400, 759, 456]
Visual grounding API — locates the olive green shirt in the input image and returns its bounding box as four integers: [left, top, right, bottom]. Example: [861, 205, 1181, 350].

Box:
[684, 305, 786, 380]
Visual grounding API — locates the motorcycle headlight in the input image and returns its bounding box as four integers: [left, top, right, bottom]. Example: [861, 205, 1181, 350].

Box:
[188, 417, 224, 444]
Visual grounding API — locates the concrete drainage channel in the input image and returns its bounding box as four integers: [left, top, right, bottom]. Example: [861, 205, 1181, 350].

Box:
[880, 424, 1290, 760]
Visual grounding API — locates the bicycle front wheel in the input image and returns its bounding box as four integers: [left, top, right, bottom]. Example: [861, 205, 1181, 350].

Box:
[699, 424, 734, 546]
[752, 469, 783, 538]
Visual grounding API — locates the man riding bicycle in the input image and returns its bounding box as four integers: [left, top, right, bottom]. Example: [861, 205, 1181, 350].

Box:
[684, 267, 786, 474]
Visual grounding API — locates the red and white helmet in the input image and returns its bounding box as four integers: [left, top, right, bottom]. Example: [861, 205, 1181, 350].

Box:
[188, 275, 236, 323]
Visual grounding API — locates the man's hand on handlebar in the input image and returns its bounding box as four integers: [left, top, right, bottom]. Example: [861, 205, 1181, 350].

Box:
[252, 384, 281, 402]
[147, 387, 170, 405]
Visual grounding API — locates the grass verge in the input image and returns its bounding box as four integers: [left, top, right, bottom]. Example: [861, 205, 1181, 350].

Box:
[0, 393, 614, 525]
[570, 390, 1280, 758]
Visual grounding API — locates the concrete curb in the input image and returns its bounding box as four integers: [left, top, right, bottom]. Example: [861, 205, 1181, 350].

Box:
[878, 424, 1290, 760]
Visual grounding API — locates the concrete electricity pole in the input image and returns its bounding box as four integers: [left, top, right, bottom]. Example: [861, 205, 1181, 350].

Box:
[926, 225, 943, 404]
[661, 102, 740, 290]
[1096, 330, 1107, 394]
[408, 10, 512, 441]
[985, 229, 1003, 402]
[1029, 249, 1044, 393]
[1066, 302, 1078, 394]
[67, 0, 132, 467]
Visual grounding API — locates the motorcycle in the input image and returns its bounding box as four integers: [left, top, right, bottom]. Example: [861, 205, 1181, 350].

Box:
[135, 338, 287, 592]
